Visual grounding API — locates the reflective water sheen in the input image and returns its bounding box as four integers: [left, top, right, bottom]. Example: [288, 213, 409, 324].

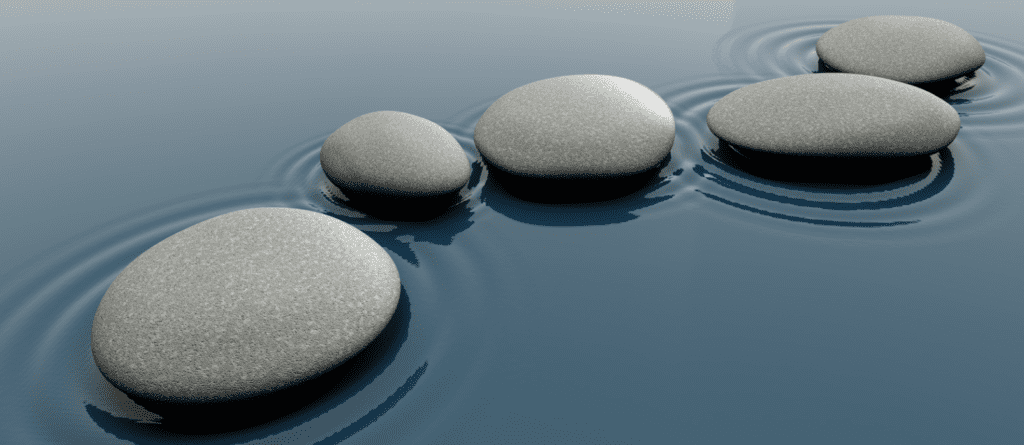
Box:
[2, 1, 1023, 443]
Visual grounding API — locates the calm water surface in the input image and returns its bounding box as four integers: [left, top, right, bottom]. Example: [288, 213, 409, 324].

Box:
[2, 1, 1023, 443]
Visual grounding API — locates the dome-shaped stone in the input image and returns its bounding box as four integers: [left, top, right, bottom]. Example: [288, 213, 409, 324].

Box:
[474, 74, 675, 179]
[706, 73, 960, 157]
[321, 110, 472, 198]
[91, 207, 401, 403]
[816, 16, 985, 84]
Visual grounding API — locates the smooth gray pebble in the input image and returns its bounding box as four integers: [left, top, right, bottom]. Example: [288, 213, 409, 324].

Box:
[474, 74, 676, 179]
[707, 73, 961, 156]
[816, 15, 985, 84]
[91, 207, 401, 403]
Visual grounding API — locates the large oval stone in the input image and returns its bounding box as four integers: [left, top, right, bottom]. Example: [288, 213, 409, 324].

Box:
[321, 110, 472, 198]
[816, 15, 985, 84]
[706, 73, 961, 157]
[91, 207, 401, 404]
[474, 74, 675, 179]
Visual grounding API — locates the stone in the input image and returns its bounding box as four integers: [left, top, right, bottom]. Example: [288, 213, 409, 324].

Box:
[816, 15, 985, 84]
[706, 73, 961, 157]
[91, 207, 401, 404]
[473, 74, 675, 179]
[320, 110, 472, 199]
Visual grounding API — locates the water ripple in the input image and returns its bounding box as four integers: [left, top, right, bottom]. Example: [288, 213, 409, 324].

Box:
[714, 19, 837, 78]
[691, 126, 1005, 243]
[952, 32, 1024, 135]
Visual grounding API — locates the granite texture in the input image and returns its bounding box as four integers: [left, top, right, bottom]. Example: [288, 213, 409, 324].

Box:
[91, 207, 401, 403]
[321, 110, 472, 197]
[816, 15, 986, 84]
[473, 74, 676, 178]
[706, 73, 961, 157]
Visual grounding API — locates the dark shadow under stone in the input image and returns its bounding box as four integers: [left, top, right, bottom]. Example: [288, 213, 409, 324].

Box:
[816, 59, 978, 99]
[483, 155, 670, 204]
[716, 140, 934, 187]
[114, 288, 412, 436]
[327, 180, 465, 221]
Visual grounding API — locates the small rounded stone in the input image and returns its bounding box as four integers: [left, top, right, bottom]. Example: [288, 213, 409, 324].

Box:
[473, 74, 676, 179]
[706, 73, 961, 157]
[91, 207, 401, 403]
[816, 15, 986, 84]
[320, 110, 472, 198]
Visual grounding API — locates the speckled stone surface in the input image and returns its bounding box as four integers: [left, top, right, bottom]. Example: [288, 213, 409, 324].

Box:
[91, 207, 401, 403]
[816, 15, 986, 84]
[321, 110, 472, 197]
[474, 74, 675, 178]
[706, 73, 961, 157]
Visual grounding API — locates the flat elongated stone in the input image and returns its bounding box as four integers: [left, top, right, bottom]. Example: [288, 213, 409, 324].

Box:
[816, 15, 985, 84]
[474, 74, 675, 178]
[321, 110, 471, 198]
[91, 207, 401, 403]
[706, 73, 961, 156]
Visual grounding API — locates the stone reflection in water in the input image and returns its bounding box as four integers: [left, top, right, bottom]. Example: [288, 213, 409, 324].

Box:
[713, 139, 934, 187]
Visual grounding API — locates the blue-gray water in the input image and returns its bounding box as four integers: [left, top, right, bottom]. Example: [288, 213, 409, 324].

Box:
[2, 1, 1023, 443]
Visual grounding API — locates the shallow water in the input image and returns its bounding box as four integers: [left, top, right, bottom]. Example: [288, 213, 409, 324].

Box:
[2, 1, 1023, 443]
